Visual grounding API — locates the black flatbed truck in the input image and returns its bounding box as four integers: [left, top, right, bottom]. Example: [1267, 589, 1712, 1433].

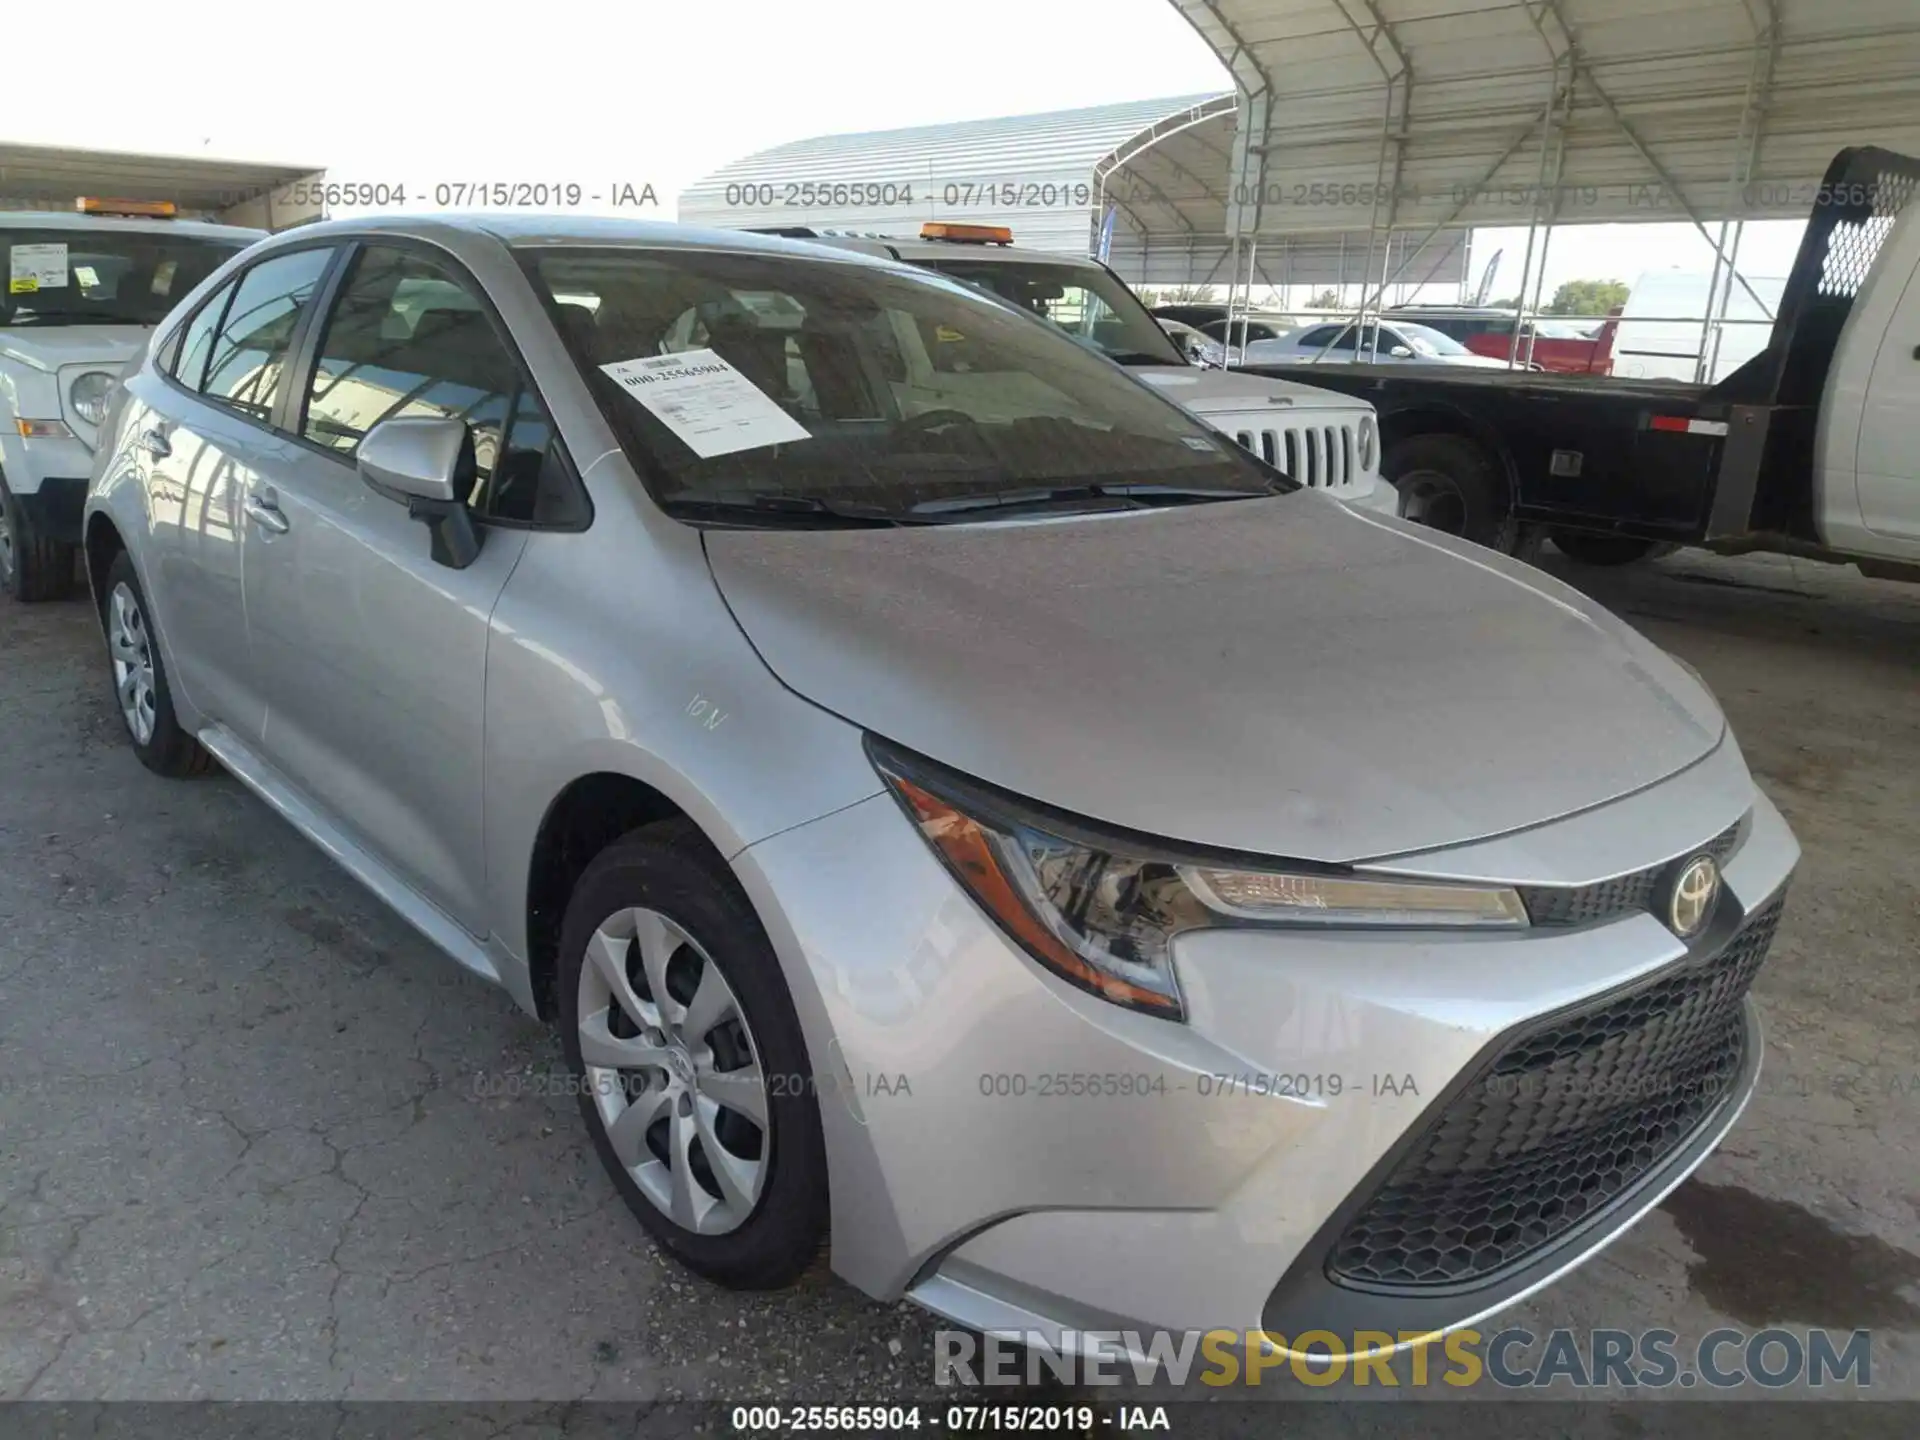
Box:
[1237, 146, 1920, 581]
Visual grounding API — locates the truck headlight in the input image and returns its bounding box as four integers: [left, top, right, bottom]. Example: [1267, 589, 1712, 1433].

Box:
[70, 372, 117, 427]
[1356, 413, 1379, 471]
[870, 738, 1527, 1022]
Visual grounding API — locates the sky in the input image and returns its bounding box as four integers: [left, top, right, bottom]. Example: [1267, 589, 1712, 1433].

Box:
[12, 0, 1801, 307]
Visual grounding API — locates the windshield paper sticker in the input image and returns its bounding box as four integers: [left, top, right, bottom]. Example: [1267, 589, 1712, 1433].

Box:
[9, 243, 68, 294]
[600, 349, 811, 459]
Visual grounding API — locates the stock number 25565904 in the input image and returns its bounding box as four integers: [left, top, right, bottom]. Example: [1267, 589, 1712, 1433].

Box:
[977, 1072, 1168, 1098]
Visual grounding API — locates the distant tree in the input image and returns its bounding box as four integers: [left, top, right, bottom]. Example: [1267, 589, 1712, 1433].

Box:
[1306, 288, 1342, 308]
[1544, 279, 1629, 316]
[1488, 296, 1523, 310]
[1139, 284, 1214, 307]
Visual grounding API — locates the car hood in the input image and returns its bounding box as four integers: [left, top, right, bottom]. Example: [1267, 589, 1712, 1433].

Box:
[0, 326, 149, 372]
[705, 497, 1725, 863]
[1131, 365, 1366, 414]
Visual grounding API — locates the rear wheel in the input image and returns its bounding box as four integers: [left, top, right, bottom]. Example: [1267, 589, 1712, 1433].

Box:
[1383, 434, 1516, 552]
[1550, 531, 1660, 566]
[558, 820, 827, 1288]
[0, 474, 78, 602]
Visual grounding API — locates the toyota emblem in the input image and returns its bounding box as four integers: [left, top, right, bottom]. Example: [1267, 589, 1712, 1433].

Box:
[1667, 854, 1721, 938]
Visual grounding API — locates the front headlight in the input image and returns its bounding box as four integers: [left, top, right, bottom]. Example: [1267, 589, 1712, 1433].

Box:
[1356, 412, 1379, 472]
[870, 739, 1527, 1022]
[69, 371, 116, 427]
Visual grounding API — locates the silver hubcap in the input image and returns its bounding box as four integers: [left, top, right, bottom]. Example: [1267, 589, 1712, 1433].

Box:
[577, 907, 769, 1235]
[108, 582, 158, 745]
[0, 502, 14, 583]
[1395, 469, 1468, 533]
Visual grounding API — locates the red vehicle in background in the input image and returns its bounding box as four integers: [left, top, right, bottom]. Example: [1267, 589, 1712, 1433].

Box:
[1388, 305, 1620, 374]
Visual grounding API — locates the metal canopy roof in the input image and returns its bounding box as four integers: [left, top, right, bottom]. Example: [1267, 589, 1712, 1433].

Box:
[1152, 0, 1920, 246]
[0, 143, 324, 228]
[679, 95, 1463, 287]
[1091, 97, 1473, 285]
[679, 96, 1224, 254]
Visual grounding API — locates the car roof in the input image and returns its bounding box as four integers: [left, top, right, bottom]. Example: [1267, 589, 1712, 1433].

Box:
[0, 211, 263, 242]
[239, 213, 937, 275]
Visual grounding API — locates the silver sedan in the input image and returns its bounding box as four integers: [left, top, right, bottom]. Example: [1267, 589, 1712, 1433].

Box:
[83, 214, 1796, 1358]
[1244, 319, 1525, 368]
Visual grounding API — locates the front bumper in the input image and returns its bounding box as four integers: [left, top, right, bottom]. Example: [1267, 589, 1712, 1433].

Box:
[0, 430, 96, 544]
[731, 745, 1798, 1351]
[12, 473, 90, 545]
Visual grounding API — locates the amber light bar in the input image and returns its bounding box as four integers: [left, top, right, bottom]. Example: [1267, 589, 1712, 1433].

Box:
[76, 197, 177, 219]
[921, 222, 1013, 245]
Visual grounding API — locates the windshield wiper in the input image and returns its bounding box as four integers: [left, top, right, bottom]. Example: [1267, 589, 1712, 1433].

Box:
[907, 482, 1272, 518]
[661, 492, 911, 528]
[1104, 350, 1182, 367]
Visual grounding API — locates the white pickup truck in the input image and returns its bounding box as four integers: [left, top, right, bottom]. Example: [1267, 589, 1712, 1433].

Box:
[748, 223, 1395, 516]
[1, 209, 260, 600]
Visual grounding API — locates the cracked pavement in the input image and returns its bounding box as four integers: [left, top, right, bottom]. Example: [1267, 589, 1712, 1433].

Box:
[1, 549, 1917, 1411]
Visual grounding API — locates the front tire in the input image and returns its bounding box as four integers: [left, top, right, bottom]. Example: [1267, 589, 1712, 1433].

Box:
[558, 820, 827, 1289]
[1550, 531, 1659, 566]
[1382, 434, 1517, 552]
[100, 552, 213, 777]
[0, 473, 78, 602]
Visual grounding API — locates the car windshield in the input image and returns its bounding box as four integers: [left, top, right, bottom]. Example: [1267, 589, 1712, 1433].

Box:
[1392, 322, 1472, 356]
[526, 246, 1280, 524]
[2, 228, 247, 327]
[916, 257, 1187, 367]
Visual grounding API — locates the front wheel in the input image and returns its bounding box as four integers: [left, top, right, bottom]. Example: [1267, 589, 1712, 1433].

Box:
[558, 820, 827, 1289]
[1550, 531, 1660, 566]
[0, 474, 78, 602]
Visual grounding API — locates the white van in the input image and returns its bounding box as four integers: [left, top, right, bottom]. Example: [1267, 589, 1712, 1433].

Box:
[1613, 269, 1787, 384]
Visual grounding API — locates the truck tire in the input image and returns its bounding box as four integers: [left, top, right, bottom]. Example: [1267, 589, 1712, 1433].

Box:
[0, 473, 78, 602]
[1382, 435, 1517, 553]
[1550, 531, 1659, 566]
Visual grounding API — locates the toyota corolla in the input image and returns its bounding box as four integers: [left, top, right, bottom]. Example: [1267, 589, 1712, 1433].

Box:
[83, 215, 1797, 1356]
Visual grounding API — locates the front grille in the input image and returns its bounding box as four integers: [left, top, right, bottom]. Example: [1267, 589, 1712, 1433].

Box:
[1231, 422, 1357, 490]
[1328, 894, 1785, 1290]
[1519, 818, 1745, 928]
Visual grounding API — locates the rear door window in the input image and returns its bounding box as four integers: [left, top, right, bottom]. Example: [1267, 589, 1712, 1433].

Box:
[1298, 325, 1360, 351]
[171, 281, 236, 393]
[201, 248, 336, 422]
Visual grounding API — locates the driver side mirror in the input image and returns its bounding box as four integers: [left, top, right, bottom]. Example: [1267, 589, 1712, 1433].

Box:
[1388, 345, 1414, 359]
[1170, 328, 1214, 367]
[358, 416, 483, 570]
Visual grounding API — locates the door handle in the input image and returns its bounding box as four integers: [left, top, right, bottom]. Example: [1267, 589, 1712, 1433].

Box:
[138, 428, 171, 459]
[244, 493, 290, 535]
